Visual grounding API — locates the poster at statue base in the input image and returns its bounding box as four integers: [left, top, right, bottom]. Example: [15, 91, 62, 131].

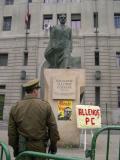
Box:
[57, 100, 72, 120]
[76, 105, 101, 128]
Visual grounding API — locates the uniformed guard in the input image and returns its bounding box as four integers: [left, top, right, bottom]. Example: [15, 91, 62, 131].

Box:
[8, 79, 60, 159]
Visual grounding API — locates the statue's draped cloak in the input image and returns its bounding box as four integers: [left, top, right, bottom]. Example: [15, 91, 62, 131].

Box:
[44, 25, 72, 68]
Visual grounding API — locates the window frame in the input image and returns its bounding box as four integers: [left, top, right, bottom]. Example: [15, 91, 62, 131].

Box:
[43, 14, 53, 30]
[71, 14, 81, 30]
[0, 53, 8, 66]
[95, 51, 100, 66]
[116, 52, 120, 67]
[44, 0, 57, 3]
[3, 16, 12, 31]
[95, 86, 100, 106]
[5, 0, 14, 5]
[93, 12, 98, 28]
[28, 0, 32, 3]
[23, 52, 28, 66]
[117, 87, 120, 108]
[0, 85, 6, 89]
[114, 13, 120, 28]
[0, 94, 5, 120]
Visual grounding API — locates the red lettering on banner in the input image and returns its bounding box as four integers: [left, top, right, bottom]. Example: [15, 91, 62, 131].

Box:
[78, 108, 100, 117]
[85, 117, 90, 125]
[78, 109, 82, 115]
[91, 118, 95, 125]
[85, 117, 95, 125]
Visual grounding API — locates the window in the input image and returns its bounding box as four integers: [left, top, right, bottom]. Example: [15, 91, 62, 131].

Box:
[57, 0, 63, 2]
[23, 52, 28, 66]
[71, 0, 81, 2]
[3, 16, 12, 31]
[118, 87, 120, 108]
[0, 54, 8, 66]
[71, 14, 81, 30]
[5, 0, 14, 5]
[57, 0, 69, 2]
[44, 0, 49, 3]
[43, 14, 53, 30]
[116, 52, 120, 67]
[114, 13, 120, 28]
[95, 86, 100, 106]
[0, 85, 6, 89]
[28, 0, 32, 2]
[0, 95, 5, 120]
[94, 12, 98, 28]
[95, 51, 99, 66]
[44, 0, 56, 3]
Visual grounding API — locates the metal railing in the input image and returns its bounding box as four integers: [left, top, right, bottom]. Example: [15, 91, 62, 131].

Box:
[1, 125, 120, 160]
[15, 151, 85, 160]
[0, 141, 11, 160]
[85, 125, 120, 160]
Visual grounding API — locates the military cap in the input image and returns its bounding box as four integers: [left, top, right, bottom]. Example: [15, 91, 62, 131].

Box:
[22, 79, 40, 89]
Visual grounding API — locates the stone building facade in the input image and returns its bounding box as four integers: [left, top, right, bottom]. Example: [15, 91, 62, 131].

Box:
[0, 0, 120, 127]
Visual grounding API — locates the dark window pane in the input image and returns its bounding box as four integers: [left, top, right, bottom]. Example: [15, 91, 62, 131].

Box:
[94, 12, 98, 28]
[44, 0, 57, 3]
[43, 14, 53, 29]
[0, 85, 6, 89]
[71, 0, 80, 2]
[3, 16, 12, 31]
[118, 87, 120, 108]
[95, 86, 100, 106]
[71, 14, 81, 30]
[0, 95, 5, 120]
[57, 0, 63, 2]
[5, 0, 14, 5]
[114, 13, 120, 28]
[23, 52, 28, 66]
[95, 51, 99, 66]
[116, 52, 120, 67]
[28, 0, 32, 3]
[0, 54, 8, 66]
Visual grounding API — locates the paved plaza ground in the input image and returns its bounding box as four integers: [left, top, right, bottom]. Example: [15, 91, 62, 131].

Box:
[0, 128, 120, 160]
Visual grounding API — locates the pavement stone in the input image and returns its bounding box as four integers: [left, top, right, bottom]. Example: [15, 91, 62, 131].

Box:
[0, 129, 120, 160]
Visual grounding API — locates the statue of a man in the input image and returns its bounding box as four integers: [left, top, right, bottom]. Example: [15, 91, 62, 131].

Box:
[44, 14, 72, 68]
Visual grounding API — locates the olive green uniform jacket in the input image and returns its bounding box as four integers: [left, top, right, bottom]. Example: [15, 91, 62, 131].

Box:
[8, 95, 60, 155]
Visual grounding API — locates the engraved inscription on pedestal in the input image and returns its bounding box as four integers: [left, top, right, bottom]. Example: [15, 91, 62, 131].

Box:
[52, 76, 76, 99]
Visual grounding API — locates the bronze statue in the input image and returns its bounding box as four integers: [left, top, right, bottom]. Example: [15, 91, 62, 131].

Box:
[44, 14, 72, 68]
[40, 14, 81, 99]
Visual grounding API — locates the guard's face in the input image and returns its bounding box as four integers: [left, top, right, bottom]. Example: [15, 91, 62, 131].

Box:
[59, 15, 66, 25]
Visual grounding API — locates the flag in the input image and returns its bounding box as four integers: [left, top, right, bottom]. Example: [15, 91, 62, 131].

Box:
[25, 2, 31, 29]
[25, 11, 31, 29]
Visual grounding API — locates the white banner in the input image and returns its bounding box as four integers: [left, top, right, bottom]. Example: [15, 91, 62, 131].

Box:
[76, 105, 101, 129]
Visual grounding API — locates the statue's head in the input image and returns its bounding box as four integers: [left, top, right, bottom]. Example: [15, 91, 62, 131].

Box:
[59, 14, 66, 25]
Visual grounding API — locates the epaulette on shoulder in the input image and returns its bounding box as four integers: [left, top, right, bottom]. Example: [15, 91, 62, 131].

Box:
[41, 99, 50, 105]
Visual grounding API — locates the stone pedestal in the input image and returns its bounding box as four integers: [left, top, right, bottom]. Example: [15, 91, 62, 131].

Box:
[44, 69, 85, 146]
